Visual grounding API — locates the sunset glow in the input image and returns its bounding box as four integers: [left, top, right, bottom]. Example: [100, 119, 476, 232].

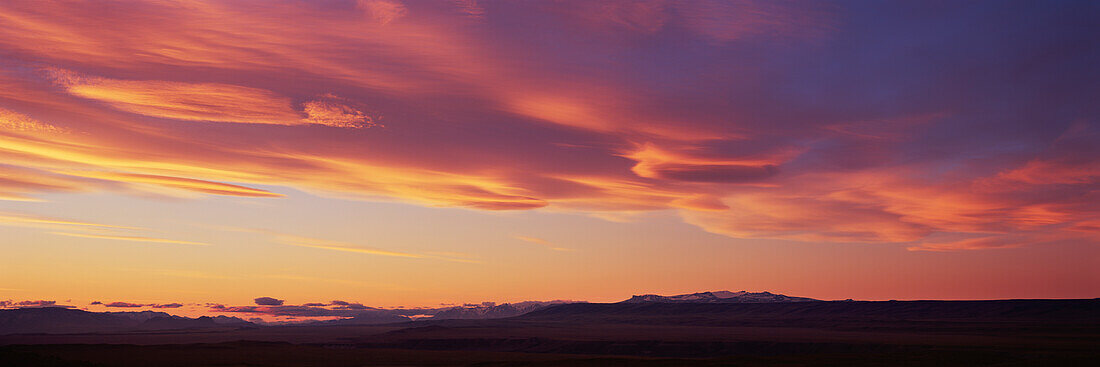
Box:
[0, 0, 1097, 318]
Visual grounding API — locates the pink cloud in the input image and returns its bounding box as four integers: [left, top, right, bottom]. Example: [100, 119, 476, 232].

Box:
[359, 0, 408, 25]
[47, 69, 304, 125]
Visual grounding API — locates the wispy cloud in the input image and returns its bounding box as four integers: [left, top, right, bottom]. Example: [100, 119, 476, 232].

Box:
[262, 274, 384, 288]
[0, 164, 91, 201]
[270, 233, 481, 263]
[359, 0, 408, 25]
[51, 232, 210, 246]
[0, 212, 138, 230]
[149, 269, 239, 280]
[49, 69, 380, 129]
[59, 171, 284, 198]
[48, 68, 304, 125]
[275, 234, 425, 259]
[0, 108, 66, 134]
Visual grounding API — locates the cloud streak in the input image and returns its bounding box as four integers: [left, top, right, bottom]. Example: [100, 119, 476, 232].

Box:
[274, 233, 480, 263]
[0, 212, 137, 230]
[60, 171, 283, 198]
[275, 234, 426, 259]
[51, 232, 210, 246]
[49, 69, 305, 125]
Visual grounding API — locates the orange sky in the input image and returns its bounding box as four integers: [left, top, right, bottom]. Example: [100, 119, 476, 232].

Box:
[0, 0, 1097, 315]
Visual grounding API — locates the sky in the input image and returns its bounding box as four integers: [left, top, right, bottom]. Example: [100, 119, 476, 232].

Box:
[0, 0, 1098, 316]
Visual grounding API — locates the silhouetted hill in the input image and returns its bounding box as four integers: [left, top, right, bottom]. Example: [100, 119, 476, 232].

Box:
[138, 316, 212, 330]
[3, 300, 1099, 365]
[0, 308, 138, 335]
[430, 301, 571, 320]
[209, 315, 253, 326]
[324, 301, 576, 325]
[0, 308, 254, 335]
[106, 311, 174, 322]
[522, 299, 1100, 325]
[136, 315, 255, 330]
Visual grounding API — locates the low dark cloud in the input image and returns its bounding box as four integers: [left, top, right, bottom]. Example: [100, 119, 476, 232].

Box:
[329, 300, 371, 310]
[254, 297, 285, 306]
[0, 300, 75, 309]
[208, 300, 384, 318]
[18, 300, 57, 307]
[93, 301, 183, 309]
[214, 305, 339, 317]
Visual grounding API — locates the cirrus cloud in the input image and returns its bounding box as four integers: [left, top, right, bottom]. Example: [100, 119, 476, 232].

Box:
[0, 0, 1094, 252]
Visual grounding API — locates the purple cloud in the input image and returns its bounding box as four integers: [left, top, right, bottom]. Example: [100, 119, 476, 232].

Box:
[253, 297, 285, 306]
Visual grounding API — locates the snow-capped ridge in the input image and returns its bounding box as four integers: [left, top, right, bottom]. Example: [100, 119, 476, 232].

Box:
[621, 290, 816, 304]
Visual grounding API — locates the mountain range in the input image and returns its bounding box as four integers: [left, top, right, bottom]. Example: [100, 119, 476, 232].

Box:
[3, 298, 1097, 366]
[1, 291, 816, 334]
[0, 307, 253, 335]
[621, 290, 818, 303]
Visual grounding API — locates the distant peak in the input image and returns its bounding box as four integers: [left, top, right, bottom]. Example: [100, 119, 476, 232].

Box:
[621, 291, 816, 304]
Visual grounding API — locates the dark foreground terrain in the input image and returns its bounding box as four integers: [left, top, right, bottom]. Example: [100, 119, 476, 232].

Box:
[2, 299, 1098, 366]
